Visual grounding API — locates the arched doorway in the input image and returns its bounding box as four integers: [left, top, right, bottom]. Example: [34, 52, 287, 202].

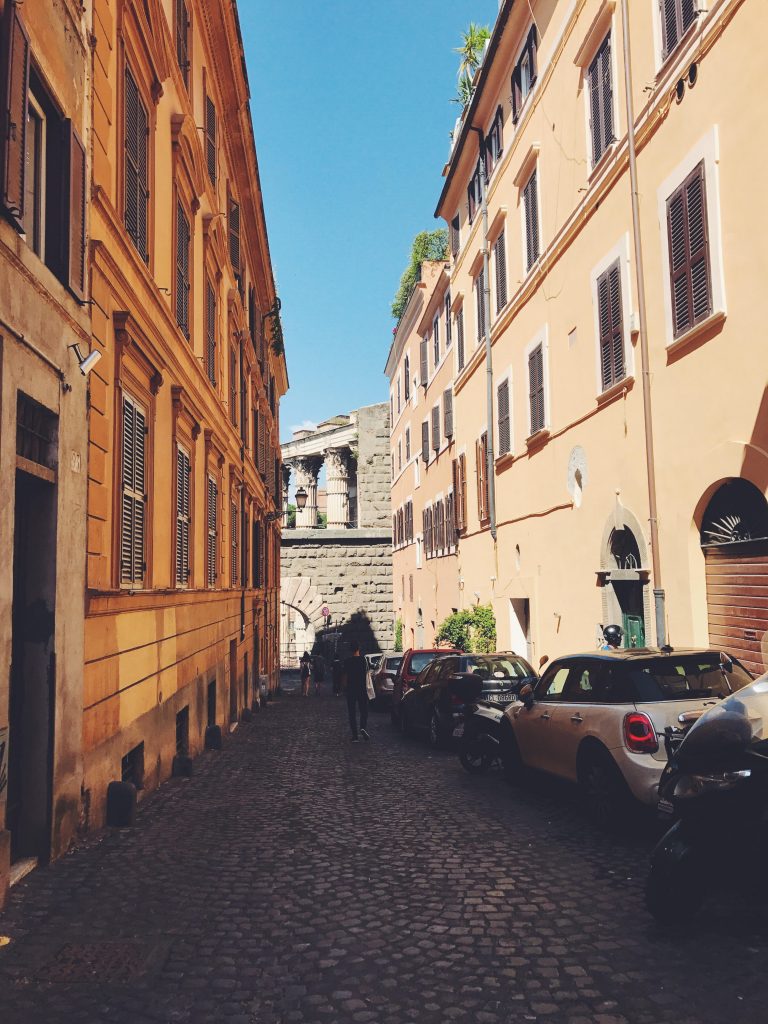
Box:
[700, 479, 768, 676]
[598, 503, 651, 647]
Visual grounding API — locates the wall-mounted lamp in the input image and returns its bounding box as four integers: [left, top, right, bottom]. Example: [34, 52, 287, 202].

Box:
[69, 342, 102, 376]
[265, 485, 307, 523]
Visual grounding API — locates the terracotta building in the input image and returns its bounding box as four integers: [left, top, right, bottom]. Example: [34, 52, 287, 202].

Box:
[389, 0, 767, 672]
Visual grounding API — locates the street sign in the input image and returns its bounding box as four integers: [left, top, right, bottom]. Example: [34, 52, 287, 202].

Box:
[321, 606, 330, 618]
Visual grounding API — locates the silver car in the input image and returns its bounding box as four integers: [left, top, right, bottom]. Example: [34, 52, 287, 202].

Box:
[502, 647, 753, 827]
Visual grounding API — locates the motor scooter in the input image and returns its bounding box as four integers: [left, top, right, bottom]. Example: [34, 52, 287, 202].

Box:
[647, 669, 768, 923]
[457, 684, 521, 774]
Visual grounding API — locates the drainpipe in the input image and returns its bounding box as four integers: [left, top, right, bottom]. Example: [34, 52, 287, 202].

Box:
[469, 126, 497, 543]
[239, 337, 246, 642]
[620, 0, 665, 645]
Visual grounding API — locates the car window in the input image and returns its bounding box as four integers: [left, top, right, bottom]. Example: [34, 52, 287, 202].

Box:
[561, 664, 623, 703]
[627, 656, 753, 702]
[466, 655, 535, 681]
[385, 657, 402, 671]
[536, 666, 571, 702]
[409, 652, 441, 674]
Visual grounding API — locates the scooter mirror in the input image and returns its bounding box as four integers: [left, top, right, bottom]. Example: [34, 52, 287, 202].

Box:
[539, 654, 549, 669]
[519, 682, 535, 709]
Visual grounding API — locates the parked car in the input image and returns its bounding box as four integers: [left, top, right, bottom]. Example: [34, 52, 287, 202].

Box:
[390, 648, 461, 725]
[372, 654, 403, 707]
[400, 652, 538, 748]
[501, 647, 753, 828]
[365, 653, 383, 676]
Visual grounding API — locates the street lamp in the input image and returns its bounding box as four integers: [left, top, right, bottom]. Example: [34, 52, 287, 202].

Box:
[265, 485, 307, 523]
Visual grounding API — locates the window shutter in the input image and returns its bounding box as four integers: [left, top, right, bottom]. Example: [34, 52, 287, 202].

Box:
[231, 501, 238, 586]
[205, 95, 217, 185]
[511, 65, 522, 123]
[229, 347, 238, 425]
[124, 68, 149, 261]
[445, 294, 452, 347]
[475, 268, 486, 341]
[457, 307, 465, 371]
[421, 420, 429, 463]
[433, 316, 440, 366]
[258, 411, 266, 475]
[528, 344, 544, 434]
[589, 35, 613, 166]
[476, 438, 486, 521]
[524, 170, 539, 270]
[0, 0, 30, 229]
[206, 279, 217, 384]
[64, 121, 87, 302]
[121, 395, 147, 585]
[176, 446, 191, 586]
[207, 476, 218, 587]
[419, 337, 428, 387]
[252, 519, 261, 587]
[176, 0, 190, 86]
[497, 378, 511, 456]
[452, 459, 461, 532]
[667, 161, 711, 337]
[450, 214, 460, 257]
[229, 196, 241, 275]
[597, 261, 625, 391]
[442, 387, 454, 436]
[494, 230, 507, 312]
[528, 25, 538, 84]
[431, 405, 441, 452]
[176, 201, 190, 337]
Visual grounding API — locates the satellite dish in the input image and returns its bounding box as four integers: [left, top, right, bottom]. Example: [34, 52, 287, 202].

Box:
[567, 446, 588, 508]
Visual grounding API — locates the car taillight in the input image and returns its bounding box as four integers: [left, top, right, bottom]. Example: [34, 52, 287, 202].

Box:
[623, 712, 658, 754]
[450, 693, 464, 706]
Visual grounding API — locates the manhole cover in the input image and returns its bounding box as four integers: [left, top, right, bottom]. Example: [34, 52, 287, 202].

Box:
[41, 942, 155, 983]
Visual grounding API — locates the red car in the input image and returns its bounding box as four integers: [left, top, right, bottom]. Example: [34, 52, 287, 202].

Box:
[390, 647, 461, 726]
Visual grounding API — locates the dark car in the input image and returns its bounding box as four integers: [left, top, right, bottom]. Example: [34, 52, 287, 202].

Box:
[390, 648, 462, 725]
[399, 652, 538, 748]
[372, 654, 403, 707]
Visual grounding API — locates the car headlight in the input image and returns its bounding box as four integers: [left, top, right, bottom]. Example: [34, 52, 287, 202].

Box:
[673, 769, 751, 800]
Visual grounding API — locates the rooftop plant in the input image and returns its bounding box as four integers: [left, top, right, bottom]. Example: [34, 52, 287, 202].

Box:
[452, 22, 491, 109]
[391, 229, 448, 321]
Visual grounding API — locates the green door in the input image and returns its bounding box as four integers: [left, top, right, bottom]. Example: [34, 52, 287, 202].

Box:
[623, 612, 645, 649]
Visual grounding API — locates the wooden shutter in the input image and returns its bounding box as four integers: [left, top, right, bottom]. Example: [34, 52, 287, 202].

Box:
[205, 95, 216, 185]
[494, 230, 507, 312]
[64, 121, 87, 301]
[528, 344, 544, 434]
[528, 25, 538, 84]
[457, 307, 465, 371]
[431, 405, 441, 452]
[124, 68, 149, 261]
[121, 395, 147, 585]
[588, 35, 613, 166]
[452, 459, 461, 531]
[257, 411, 266, 475]
[476, 437, 486, 521]
[207, 475, 218, 587]
[421, 420, 429, 463]
[176, 446, 191, 586]
[443, 389, 453, 438]
[475, 268, 486, 340]
[497, 378, 511, 456]
[524, 170, 539, 270]
[422, 509, 428, 556]
[419, 337, 428, 387]
[511, 64, 522, 123]
[229, 196, 241, 274]
[252, 519, 261, 587]
[0, 0, 30, 229]
[176, 0, 190, 86]
[661, 0, 697, 59]
[667, 161, 711, 337]
[597, 261, 625, 391]
[445, 294, 452, 347]
[231, 501, 239, 586]
[229, 347, 238, 425]
[450, 214, 460, 257]
[176, 201, 190, 336]
[206, 278, 217, 384]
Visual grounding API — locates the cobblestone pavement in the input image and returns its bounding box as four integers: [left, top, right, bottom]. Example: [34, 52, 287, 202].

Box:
[1, 686, 768, 1024]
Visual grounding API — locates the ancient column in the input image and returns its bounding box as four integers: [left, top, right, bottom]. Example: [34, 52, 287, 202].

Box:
[281, 463, 291, 520]
[292, 456, 322, 528]
[325, 447, 350, 528]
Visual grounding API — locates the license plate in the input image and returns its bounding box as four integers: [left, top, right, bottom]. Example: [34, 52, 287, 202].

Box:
[453, 724, 465, 738]
[658, 798, 674, 816]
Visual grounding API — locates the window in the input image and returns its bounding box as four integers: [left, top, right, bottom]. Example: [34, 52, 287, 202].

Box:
[229, 195, 241, 276]
[398, 440, 402, 472]
[432, 315, 440, 367]
[23, 93, 44, 256]
[229, 347, 238, 425]
[667, 161, 711, 338]
[404, 355, 410, 399]
[419, 336, 428, 388]
[528, 343, 545, 434]
[205, 279, 216, 385]
[207, 475, 218, 587]
[406, 501, 414, 543]
[175, 200, 191, 337]
[205, 95, 216, 185]
[497, 378, 511, 456]
[231, 501, 239, 586]
[445, 293, 452, 347]
[121, 393, 147, 586]
[443, 389, 453, 439]
[476, 432, 489, 522]
[485, 106, 503, 177]
[421, 420, 429, 463]
[431, 405, 441, 452]
[661, 0, 699, 60]
[588, 34, 614, 167]
[467, 161, 482, 223]
[176, 0, 190, 88]
[252, 519, 261, 587]
[512, 26, 538, 123]
[125, 67, 149, 262]
[450, 213, 460, 256]
[397, 377, 401, 414]
[597, 260, 625, 390]
[452, 455, 467, 534]
[405, 427, 411, 461]
[176, 445, 191, 587]
[475, 267, 486, 341]
[457, 307, 465, 371]
[494, 229, 507, 312]
[445, 493, 456, 550]
[523, 169, 540, 271]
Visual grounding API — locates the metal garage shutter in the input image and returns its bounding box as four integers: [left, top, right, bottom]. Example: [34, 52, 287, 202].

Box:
[705, 542, 768, 677]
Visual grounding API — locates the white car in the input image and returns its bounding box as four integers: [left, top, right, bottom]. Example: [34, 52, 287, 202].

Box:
[501, 647, 752, 827]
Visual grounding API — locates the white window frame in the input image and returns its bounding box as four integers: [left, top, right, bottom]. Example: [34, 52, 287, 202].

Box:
[589, 233, 635, 395]
[656, 126, 726, 349]
[495, 365, 514, 458]
[580, 23, 620, 174]
[24, 91, 47, 259]
[519, 161, 542, 277]
[524, 325, 551, 436]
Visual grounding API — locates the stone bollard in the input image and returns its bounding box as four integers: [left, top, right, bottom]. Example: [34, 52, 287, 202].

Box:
[204, 724, 223, 750]
[172, 754, 193, 777]
[106, 781, 137, 827]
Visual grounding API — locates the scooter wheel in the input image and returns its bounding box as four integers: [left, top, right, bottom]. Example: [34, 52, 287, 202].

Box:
[645, 861, 704, 924]
[459, 737, 491, 774]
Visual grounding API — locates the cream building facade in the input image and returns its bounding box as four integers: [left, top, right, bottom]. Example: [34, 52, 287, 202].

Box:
[389, 0, 768, 674]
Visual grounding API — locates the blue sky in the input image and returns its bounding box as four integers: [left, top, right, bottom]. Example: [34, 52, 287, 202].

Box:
[241, 1, 498, 442]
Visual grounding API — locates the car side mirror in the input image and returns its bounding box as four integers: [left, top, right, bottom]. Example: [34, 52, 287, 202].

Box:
[719, 652, 733, 674]
[519, 682, 535, 710]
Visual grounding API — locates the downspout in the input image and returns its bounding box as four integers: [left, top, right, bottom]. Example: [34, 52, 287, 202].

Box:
[620, 0, 665, 645]
[469, 126, 497, 544]
[239, 336, 246, 642]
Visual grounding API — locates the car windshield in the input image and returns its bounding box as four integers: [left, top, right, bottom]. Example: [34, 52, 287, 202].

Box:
[465, 656, 534, 688]
[410, 652, 445, 673]
[627, 656, 752, 702]
[385, 657, 403, 671]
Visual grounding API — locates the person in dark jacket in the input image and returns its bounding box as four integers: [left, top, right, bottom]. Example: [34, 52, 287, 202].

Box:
[343, 643, 369, 742]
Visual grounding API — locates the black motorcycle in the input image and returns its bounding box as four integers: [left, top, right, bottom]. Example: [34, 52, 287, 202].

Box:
[646, 671, 768, 923]
[457, 684, 521, 774]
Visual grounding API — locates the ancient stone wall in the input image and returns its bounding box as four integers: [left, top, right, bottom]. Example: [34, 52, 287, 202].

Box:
[356, 403, 391, 529]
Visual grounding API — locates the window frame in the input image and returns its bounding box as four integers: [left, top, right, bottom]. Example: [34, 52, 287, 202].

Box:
[511, 25, 538, 125]
[590, 235, 634, 395]
[174, 191, 192, 340]
[496, 371, 512, 458]
[525, 327, 550, 438]
[521, 166, 541, 273]
[119, 389, 150, 589]
[121, 59, 153, 267]
[174, 442, 192, 588]
[586, 32, 616, 170]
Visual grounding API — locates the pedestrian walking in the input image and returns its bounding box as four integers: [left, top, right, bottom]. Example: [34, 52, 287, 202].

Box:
[300, 651, 312, 697]
[313, 652, 325, 696]
[343, 643, 369, 742]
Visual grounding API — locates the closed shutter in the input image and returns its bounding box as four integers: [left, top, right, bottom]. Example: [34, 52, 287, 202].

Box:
[524, 170, 539, 270]
[125, 68, 149, 261]
[667, 161, 711, 338]
[253, 519, 261, 587]
[229, 347, 238, 425]
[176, 0, 190, 86]
[476, 438, 485, 521]
[443, 389, 453, 438]
[528, 344, 545, 434]
[475, 267, 486, 341]
[494, 229, 507, 312]
[705, 543, 768, 678]
[511, 62, 522, 123]
[231, 501, 239, 586]
[205, 95, 216, 184]
[450, 214, 460, 257]
[445, 294, 452, 347]
[176, 201, 190, 336]
[588, 34, 613, 166]
[0, 0, 30, 229]
[121, 395, 147, 585]
[497, 378, 511, 456]
[229, 196, 241, 274]
[431, 405, 441, 452]
[207, 475, 218, 587]
[206, 278, 216, 384]
[404, 355, 410, 399]
[176, 446, 191, 586]
[419, 337, 428, 387]
[452, 459, 462, 532]
[457, 307, 465, 371]
[421, 420, 429, 463]
[64, 121, 87, 301]
[258, 411, 266, 475]
[661, 0, 698, 59]
[597, 261, 625, 390]
[433, 316, 440, 366]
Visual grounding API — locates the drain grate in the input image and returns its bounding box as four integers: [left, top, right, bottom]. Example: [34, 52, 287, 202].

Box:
[41, 942, 154, 983]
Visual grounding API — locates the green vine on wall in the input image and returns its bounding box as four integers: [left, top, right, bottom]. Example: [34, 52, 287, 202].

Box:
[434, 604, 497, 654]
[394, 617, 404, 652]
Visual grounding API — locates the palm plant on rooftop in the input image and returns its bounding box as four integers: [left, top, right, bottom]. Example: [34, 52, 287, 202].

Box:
[452, 22, 491, 108]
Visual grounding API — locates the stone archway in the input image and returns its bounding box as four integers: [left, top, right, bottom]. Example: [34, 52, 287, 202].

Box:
[280, 576, 327, 667]
[597, 501, 652, 647]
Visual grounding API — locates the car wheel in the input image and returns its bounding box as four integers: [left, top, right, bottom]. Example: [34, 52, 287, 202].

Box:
[646, 860, 705, 924]
[459, 734, 491, 774]
[428, 711, 444, 749]
[501, 732, 524, 785]
[578, 750, 631, 831]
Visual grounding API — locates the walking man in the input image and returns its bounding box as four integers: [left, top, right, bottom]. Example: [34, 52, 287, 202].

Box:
[343, 643, 369, 742]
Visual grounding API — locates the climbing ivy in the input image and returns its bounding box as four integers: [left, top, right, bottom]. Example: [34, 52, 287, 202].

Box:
[394, 617, 403, 652]
[391, 230, 448, 321]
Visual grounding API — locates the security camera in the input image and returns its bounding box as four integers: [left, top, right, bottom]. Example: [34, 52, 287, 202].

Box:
[70, 343, 102, 376]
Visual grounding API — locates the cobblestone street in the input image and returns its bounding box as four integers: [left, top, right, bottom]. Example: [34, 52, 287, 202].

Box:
[1, 686, 767, 1024]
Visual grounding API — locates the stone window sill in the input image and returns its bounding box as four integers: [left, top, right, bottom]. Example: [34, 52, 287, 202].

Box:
[666, 309, 726, 357]
[495, 451, 515, 472]
[526, 428, 550, 452]
[596, 375, 634, 407]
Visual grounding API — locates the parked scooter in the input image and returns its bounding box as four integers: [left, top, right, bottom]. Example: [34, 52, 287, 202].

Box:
[457, 683, 522, 774]
[646, 666, 768, 923]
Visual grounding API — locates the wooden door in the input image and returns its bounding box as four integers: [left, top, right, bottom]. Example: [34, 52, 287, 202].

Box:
[705, 542, 768, 677]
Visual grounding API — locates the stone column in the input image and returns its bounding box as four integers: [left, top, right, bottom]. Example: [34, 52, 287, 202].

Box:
[292, 456, 322, 528]
[325, 447, 350, 528]
[281, 463, 291, 520]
